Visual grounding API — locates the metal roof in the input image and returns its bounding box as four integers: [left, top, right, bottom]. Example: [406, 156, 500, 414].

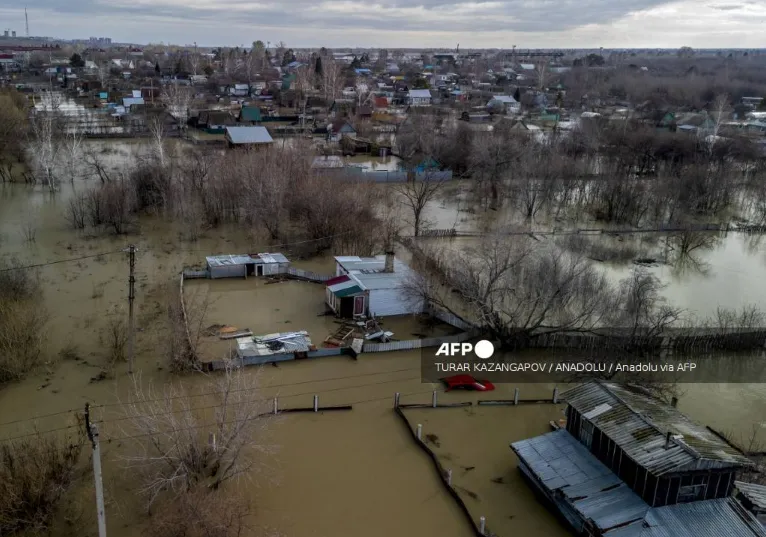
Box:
[512, 429, 649, 532]
[563, 382, 751, 475]
[255, 252, 288, 264]
[206, 255, 254, 267]
[334, 255, 415, 291]
[225, 126, 274, 144]
[634, 497, 766, 537]
[206, 253, 287, 266]
[408, 89, 432, 98]
[736, 481, 766, 510]
[489, 95, 518, 103]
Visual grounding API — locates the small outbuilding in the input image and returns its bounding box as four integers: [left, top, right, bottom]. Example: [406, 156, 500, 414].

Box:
[206, 253, 289, 279]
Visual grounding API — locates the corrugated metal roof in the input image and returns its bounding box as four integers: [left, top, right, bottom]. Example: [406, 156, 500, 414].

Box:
[636, 497, 766, 537]
[256, 252, 288, 264]
[562, 382, 751, 475]
[736, 481, 766, 510]
[206, 255, 254, 267]
[334, 255, 416, 291]
[225, 126, 274, 144]
[512, 430, 649, 531]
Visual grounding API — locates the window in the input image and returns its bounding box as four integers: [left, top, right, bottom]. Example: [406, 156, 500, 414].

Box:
[580, 420, 594, 449]
[678, 484, 704, 503]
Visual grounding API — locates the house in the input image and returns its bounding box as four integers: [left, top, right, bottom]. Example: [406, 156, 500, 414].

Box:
[327, 120, 356, 142]
[373, 96, 389, 110]
[239, 105, 262, 124]
[329, 99, 355, 118]
[487, 95, 521, 114]
[742, 97, 764, 109]
[206, 253, 289, 279]
[326, 254, 424, 318]
[225, 126, 274, 147]
[407, 89, 432, 106]
[511, 382, 762, 537]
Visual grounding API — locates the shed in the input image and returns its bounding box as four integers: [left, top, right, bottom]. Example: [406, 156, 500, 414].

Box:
[205, 252, 289, 279]
[225, 126, 274, 147]
[325, 274, 368, 318]
[122, 97, 144, 108]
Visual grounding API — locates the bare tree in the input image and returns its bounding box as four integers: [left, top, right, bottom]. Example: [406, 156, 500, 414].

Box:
[161, 84, 192, 127]
[29, 97, 62, 192]
[534, 60, 549, 91]
[320, 58, 343, 102]
[394, 177, 443, 237]
[62, 129, 84, 183]
[707, 93, 729, 155]
[407, 235, 616, 348]
[616, 267, 681, 339]
[119, 364, 278, 507]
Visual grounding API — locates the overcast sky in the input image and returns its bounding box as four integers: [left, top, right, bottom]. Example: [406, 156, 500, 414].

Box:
[0, 1, 763, 48]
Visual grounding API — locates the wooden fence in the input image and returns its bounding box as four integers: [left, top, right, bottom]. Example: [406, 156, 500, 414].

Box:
[284, 267, 332, 283]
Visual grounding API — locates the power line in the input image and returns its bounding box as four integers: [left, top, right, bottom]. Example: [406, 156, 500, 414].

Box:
[103, 373, 426, 426]
[0, 366, 423, 428]
[0, 250, 123, 273]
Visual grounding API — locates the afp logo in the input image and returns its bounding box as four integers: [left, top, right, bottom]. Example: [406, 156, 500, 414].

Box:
[435, 340, 495, 359]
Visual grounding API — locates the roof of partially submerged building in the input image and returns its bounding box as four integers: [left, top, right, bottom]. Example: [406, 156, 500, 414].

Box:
[206, 253, 288, 266]
[334, 255, 416, 290]
[736, 481, 766, 511]
[605, 497, 766, 537]
[563, 382, 752, 475]
[225, 126, 274, 144]
[512, 429, 649, 532]
[512, 430, 766, 537]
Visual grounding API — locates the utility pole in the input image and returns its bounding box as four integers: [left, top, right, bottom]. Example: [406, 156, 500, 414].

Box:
[125, 245, 136, 374]
[85, 404, 107, 537]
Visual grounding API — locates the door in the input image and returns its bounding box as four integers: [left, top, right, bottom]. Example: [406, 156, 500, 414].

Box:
[354, 295, 365, 316]
[256, 265, 263, 276]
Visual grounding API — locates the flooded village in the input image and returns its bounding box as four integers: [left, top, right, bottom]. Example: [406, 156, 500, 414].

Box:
[3, 37, 766, 537]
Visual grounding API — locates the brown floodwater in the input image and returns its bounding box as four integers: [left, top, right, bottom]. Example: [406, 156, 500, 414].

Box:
[2, 140, 766, 536]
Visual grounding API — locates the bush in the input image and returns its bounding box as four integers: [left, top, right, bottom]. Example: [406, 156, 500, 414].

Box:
[0, 427, 85, 534]
[0, 261, 47, 382]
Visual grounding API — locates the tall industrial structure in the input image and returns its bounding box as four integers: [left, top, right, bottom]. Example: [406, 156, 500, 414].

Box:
[25, 8, 29, 37]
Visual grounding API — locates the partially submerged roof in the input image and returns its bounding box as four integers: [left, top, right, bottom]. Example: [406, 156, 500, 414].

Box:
[225, 126, 274, 144]
[312, 156, 345, 169]
[563, 382, 752, 475]
[736, 481, 766, 511]
[512, 429, 649, 532]
[608, 497, 766, 537]
[206, 253, 288, 266]
[334, 255, 416, 290]
[513, 430, 766, 537]
[489, 95, 518, 104]
[236, 331, 311, 357]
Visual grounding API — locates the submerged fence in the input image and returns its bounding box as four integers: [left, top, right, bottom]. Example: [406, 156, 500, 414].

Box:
[333, 168, 453, 183]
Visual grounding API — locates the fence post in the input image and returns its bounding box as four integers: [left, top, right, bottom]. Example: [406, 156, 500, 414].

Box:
[432, 390, 437, 408]
[394, 392, 400, 408]
[273, 397, 278, 415]
[479, 516, 486, 535]
[447, 468, 453, 487]
[514, 388, 519, 405]
[553, 387, 559, 404]
[313, 395, 319, 412]
[416, 424, 422, 440]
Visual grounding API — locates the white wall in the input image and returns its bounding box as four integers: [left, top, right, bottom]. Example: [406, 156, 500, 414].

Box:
[369, 288, 423, 317]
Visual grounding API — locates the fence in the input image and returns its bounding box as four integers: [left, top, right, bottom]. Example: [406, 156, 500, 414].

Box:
[334, 168, 454, 183]
[363, 330, 476, 353]
[284, 267, 332, 283]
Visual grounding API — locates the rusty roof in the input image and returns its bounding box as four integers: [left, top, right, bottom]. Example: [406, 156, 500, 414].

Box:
[563, 382, 752, 475]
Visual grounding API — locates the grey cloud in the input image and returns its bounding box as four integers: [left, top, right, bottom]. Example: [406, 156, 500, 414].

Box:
[707, 3, 744, 9]
[16, 0, 678, 36]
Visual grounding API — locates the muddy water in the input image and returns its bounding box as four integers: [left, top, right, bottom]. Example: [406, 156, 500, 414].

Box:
[1, 140, 766, 536]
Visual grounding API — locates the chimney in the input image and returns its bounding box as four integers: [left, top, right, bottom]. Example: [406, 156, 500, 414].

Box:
[670, 397, 678, 408]
[665, 431, 672, 449]
[384, 251, 395, 273]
